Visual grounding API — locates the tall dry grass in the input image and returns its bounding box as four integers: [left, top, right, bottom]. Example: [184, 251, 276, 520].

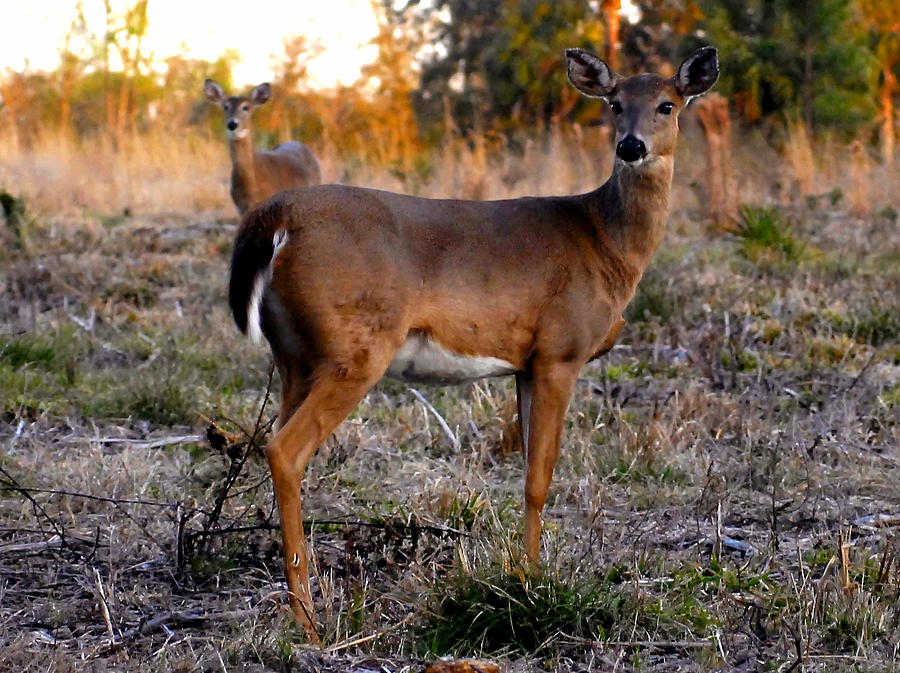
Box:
[0, 129, 228, 218]
[1, 116, 898, 224]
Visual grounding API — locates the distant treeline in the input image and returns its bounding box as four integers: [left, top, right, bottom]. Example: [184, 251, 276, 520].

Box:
[1, 0, 897, 168]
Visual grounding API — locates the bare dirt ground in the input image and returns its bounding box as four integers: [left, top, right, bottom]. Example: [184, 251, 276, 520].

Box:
[1, 145, 899, 672]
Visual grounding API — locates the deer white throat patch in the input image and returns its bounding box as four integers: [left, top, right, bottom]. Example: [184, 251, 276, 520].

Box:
[386, 333, 516, 385]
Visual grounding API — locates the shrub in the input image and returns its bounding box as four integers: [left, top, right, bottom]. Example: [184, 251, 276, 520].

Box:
[424, 564, 626, 654]
[733, 205, 804, 263]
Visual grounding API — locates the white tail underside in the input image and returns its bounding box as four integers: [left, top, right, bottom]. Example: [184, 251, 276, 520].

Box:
[247, 230, 287, 344]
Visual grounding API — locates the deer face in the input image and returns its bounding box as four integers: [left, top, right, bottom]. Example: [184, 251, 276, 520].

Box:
[566, 47, 719, 169]
[204, 80, 271, 141]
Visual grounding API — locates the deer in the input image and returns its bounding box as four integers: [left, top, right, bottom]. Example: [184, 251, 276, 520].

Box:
[203, 79, 322, 215]
[227, 46, 718, 638]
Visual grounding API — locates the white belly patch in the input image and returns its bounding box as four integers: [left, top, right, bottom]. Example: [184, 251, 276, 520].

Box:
[386, 333, 517, 385]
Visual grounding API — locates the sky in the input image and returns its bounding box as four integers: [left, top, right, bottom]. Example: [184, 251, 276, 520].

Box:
[1, 1, 641, 89]
[0, 0, 381, 88]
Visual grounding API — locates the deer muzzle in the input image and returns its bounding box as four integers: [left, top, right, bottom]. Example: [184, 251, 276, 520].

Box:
[616, 135, 647, 163]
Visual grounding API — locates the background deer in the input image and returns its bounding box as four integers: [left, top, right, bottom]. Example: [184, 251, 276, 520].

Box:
[204, 80, 321, 215]
[228, 47, 718, 637]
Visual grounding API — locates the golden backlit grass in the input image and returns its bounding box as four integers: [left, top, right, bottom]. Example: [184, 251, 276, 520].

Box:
[2, 115, 897, 219]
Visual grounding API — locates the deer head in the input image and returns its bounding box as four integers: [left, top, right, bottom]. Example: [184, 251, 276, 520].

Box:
[203, 79, 272, 140]
[566, 47, 719, 168]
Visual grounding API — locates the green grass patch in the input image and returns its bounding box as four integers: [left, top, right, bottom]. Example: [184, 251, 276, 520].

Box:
[604, 360, 648, 381]
[424, 564, 627, 654]
[829, 309, 900, 347]
[880, 384, 900, 407]
[0, 327, 235, 426]
[733, 205, 805, 264]
[0, 327, 85, 371]
[78, 366, 200, 426]
[422, 556, 777, 656]
[721, 348, 760, 372]
[1, 337, 56, 369]
[606, 458, 690, 485]
[124, 379, 197, 426]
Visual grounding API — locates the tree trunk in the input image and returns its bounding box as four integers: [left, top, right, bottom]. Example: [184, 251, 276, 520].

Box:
[103, 1, 116, 146]
[116, 54, 130, 145]
[602, 0, 622, 70]
[803, 45, 814, 132]
[850, 138, 870, 216]
[58, 58, 75, 144]
[694, 94, 737, 231]
[0, 76, 22, 155]
[881, 68, 896, 167]
[59, 95, 71, 144]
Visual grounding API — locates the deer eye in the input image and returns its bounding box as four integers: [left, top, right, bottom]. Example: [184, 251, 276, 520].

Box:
[608, 101, 623, 115]
[657, 102, 674, 115]
[242, 104, 250, 112]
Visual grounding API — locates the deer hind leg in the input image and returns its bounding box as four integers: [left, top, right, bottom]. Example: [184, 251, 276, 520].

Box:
[265, 363, 384, 639]
[515, 372, 534, 454]
[522, 362, 580, 561]
[274, 359, 314, 430]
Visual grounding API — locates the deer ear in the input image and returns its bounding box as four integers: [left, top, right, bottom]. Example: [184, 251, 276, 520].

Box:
[250, 83, 271, 106]
[204, 79, 225, 104]
[675, 47, 719, 102]
[565, 48, 620, 98]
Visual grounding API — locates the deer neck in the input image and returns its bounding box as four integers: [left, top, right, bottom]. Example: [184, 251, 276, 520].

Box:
[588, 155, 674, 272]
[229, 133, 258, 188]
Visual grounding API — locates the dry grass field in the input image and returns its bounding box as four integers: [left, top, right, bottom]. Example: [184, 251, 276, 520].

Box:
[1, 123, 899, 672]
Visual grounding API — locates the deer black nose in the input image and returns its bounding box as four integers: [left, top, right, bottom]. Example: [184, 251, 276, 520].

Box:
[616, 135, 647, 163]
[227, 120, 238, 131]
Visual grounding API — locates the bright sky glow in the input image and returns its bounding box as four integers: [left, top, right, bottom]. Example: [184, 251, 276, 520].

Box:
[621, 0, 641, 24]
[0, 0, 380, 88]
[2, 1, 643, 89]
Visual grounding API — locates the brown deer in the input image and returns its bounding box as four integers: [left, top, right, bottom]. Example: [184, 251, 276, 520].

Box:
[227, 47, 718, 636]
[204, 80, 321, 215]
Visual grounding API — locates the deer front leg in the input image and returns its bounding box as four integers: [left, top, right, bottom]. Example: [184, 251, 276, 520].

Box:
[522, 363, 580, 560]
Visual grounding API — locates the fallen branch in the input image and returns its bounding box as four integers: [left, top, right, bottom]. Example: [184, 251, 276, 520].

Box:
[0, 534, 62, 555]
[852, 513, 900, 529]
[63, 434, 203, 450]
[603, 639, 713, 650]
[91, 607, 262, 653]
[93, 567, 119, 642]
[562, 633, 715, 650]
[408, 387, 460, 450]
[187, 517, 466, 540]
[0, 485, 175, 509]
[125, 607, 260, 638]
[324, 613, 415, 653]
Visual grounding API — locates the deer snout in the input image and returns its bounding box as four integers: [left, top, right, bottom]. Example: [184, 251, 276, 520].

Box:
[227, 119, 239, 131]
[616, 135, 647, 163]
